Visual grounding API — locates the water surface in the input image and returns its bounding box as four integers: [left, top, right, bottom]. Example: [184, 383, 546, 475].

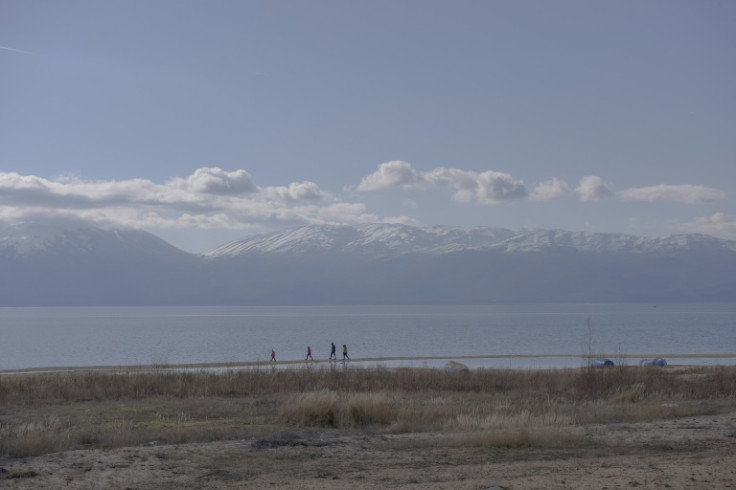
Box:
[1, 303, 734, 371]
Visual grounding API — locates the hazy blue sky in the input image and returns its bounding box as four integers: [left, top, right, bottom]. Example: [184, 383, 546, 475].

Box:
[2, 0, 734, 252]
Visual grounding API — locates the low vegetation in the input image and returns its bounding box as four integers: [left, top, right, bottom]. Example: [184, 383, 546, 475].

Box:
[1, 364, 734, 458]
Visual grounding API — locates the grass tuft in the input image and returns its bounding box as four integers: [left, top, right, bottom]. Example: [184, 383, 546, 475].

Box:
[278, 390, 396, 428]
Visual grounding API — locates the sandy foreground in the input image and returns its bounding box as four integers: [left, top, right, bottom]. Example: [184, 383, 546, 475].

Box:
[2, 410, 735, 489]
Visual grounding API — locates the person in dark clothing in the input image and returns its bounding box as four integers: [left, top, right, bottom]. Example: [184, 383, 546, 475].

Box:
[306, 346, 313, 360]
[270, 349, 276, 362]
[329, 342, 337, 360]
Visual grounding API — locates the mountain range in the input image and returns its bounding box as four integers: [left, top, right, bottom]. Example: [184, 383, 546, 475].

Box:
[2, 221, 735, 305]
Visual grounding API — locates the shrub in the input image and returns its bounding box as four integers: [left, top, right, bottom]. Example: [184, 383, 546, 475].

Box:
[279, 390, 338, 427]
[278, 390, 395, 428]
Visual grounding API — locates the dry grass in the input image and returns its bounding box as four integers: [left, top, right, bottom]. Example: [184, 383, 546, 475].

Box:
[277, 390, 396, 428]
[0, 365, 734, 458]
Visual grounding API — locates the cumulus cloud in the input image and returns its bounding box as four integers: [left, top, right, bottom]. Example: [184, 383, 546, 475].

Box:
[576, 176, 613, 202]
[173, 167, 258, 195]
[262, 181, 330, 202]
[357, 161, 527, 204]
[356, 160, 424, 191]
[427, 168, 527, 204]
[619, 184, 726, 204]
[0, 168, 410, 231]
[473, 171, 527, 204]
[529, 178, 572, 200]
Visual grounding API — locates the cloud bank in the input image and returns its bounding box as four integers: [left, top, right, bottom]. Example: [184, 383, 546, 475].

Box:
[357, 161, 642, 206]
[357, 161, 529, 204]
[1, 163, 728, 240]
[0, 168, 382, 230]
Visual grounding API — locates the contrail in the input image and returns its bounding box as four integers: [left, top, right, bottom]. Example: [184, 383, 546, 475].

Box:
[0, 45, 34, 55]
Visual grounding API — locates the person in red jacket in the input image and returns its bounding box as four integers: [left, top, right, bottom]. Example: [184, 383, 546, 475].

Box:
[306, 346, 313, 360]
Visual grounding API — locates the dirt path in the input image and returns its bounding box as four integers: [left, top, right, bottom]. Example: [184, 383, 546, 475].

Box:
[3, 411, 735, 489]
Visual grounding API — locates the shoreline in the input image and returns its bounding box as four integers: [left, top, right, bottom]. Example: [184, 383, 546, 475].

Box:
[3, 352, 736, 375]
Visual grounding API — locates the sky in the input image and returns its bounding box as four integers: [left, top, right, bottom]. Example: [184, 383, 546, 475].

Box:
[1, 0, 735, 253]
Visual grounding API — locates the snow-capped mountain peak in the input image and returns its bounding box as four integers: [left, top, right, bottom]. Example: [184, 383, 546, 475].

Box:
[203, 223, 518, 258]
[204, 223, 736, 259]
[2, 221, 735, 305]
[0, 221, 189, 257]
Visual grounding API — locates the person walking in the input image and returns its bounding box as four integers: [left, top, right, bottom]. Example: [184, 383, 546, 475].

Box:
[270, 349, 276, 362]
[342, 344, 350, 361]
[306, 346, 313, 360]
[329, 342, 337, 360]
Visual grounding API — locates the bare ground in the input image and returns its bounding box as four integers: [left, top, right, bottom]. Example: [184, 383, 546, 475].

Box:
[3, 410, 735, 489]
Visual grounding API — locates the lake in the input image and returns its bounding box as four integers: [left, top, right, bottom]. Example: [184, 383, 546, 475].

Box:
[1, 303, 735, 371]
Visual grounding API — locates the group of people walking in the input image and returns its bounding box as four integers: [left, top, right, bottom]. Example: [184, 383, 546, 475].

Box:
[327, 342, 350, 361]
[269, 342, 350, 362]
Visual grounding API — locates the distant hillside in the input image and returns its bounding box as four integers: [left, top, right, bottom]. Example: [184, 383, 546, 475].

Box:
[204, 223, 736, 305]
[0, 222, 202, 305]
[2, 221, 735, 305]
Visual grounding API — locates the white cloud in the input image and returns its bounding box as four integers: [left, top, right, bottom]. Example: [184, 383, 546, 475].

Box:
[0, 168, 411, 231]
[576, 176, 613, 202]
[424, 167, 479, 190]
[173, 167, 258, 195]
[357, 162, 527, 204]
[529, 178, 572, 200]
[6, 164, 729, 242]
[0, 172, 46, 190]
[619, 184, 726, 204]
[474, 171, 527, 204]
[677, 213, 736, 239]
[356, 161, 424, 191]
[263, 181, 331, 202]
[427, 168, 527, 204]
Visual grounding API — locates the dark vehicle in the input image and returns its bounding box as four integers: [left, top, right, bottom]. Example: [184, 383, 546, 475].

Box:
[640, 358, 667, 367]
[591, 358, 614, 368]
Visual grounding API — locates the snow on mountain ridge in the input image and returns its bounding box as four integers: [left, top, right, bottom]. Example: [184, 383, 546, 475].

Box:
[2, 221, 735, 305]
[206, 225, 363, 256]
[204, 224, 736, 258]
[204, 223, 519, 258]
[0, 221, 190, 257]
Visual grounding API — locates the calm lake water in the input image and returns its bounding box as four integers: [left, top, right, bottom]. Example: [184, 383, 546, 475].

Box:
[1, 304, 735, 371]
